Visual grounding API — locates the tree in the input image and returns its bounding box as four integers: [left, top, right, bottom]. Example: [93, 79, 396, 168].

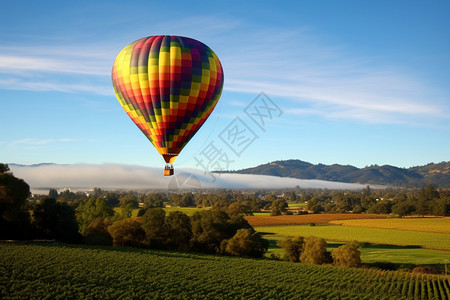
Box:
[0, 166, 31, 239]
[332, 241, 361, 267]
[391, 201, 415, 217]
[143, 193, 165, 209]
[416, 184, 439, 216]
[270, 199, 288, 216]
[224, 228, 269, 258]
[58, 189, 79, 203]
[178, 192, 195, 207]
[432, 196, 450, 216]
[0, 163, 10, 173]
[32, 197, 81, 243]
[367, 200, 392, 214]
[307, 197, 324, 214]
[277, 236, 304, 262]
[107, 218, 147, 247]
[190, 209, 242, 253]
[76, 197, 114, 235]
[84, 217, 112, 245]
[165, 211, 192, 250]
[48, 188, 59, 200]
[141, 208, 168, 249]
[119, 194, 139, 208]
[226, 202, 251, 216]
[300, 236, 331, 265]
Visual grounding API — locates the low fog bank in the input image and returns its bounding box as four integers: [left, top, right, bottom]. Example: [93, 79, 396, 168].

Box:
[9, 163, 375, 194]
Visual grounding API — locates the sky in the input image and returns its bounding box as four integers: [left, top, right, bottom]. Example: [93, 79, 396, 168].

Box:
[1, 0, 449, 174]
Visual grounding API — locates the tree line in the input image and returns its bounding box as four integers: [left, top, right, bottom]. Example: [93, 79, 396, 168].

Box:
[302, 184, 450, 216]
[0, 164, 268, 258]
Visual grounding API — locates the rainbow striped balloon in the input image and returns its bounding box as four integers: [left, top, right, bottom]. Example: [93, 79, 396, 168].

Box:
[112, 35, 224, 166]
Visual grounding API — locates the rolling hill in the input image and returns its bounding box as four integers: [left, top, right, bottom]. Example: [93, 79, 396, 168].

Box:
[222, 160, 450, 187]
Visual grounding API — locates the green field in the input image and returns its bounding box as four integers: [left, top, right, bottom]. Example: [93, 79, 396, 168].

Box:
[1, 244, 449, 299]
[256, 225, 450, 250]
[163, 206, 203, 216]
[288, 202, 307, 208]
[266, 237, 450, 266]
[330, 217, 450, 234]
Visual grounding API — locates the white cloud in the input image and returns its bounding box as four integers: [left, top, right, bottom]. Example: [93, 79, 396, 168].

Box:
[9, 163, 375, 194]
[6, 138, 94, 150]
[0, 78, 112, 96]
[0, 55, 108, 76]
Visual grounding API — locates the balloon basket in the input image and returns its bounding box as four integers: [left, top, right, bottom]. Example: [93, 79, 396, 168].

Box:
[164, 164, 174, 176]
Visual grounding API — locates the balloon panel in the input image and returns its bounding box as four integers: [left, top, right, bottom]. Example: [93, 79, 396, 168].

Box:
[112, 36, 224, 162]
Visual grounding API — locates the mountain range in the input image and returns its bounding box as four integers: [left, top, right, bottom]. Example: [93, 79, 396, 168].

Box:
[221, 160, 450, 188]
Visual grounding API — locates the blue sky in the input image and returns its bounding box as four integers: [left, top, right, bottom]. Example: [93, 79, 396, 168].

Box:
[1, 0, 449, 172]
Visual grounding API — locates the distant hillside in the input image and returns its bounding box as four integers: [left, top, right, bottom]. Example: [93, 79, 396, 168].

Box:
[223, 160, 450, 187]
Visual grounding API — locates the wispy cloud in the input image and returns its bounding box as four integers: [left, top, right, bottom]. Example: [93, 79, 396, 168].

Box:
[0, 54, 109, 76]
[0, 78, 112, 96]
[0, 15, 447, 124]
[0, 44, 114, 95]
[6, 138, 95, 149]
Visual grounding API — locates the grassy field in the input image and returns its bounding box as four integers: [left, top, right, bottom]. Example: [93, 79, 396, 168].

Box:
[330, 217, 450, 234]
[256, 225, 450, 250]
[245, 213, 387, 226]
[265, 236, 450, 266]
[163, 206, 203, 216]
[1, 244, 449, 299]
[287, 202, 307, 208]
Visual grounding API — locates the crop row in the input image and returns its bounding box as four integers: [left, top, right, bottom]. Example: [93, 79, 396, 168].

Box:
[1, 244, 449, 299]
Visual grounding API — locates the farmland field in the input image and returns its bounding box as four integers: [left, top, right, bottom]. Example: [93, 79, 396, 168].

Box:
[245, 213, 387, 226]
[256, 225, 450, 250]
[163, 206, 203, 216]
[1, 244, 449, 299]
[329, 217, 450, 234]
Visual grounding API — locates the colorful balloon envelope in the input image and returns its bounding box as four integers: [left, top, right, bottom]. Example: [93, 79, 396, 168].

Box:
[112, 35, 224, 175]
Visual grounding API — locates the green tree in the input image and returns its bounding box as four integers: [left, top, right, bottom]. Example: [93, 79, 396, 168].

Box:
[277, 236, 304, 262]
[416, 184, 439, 216]
[432, 196, 450, 216]
[270, 199, 288, 216]
[332, 241, 361, 267]
[0, 167, 30, 221]
[119, 194, 139, 208]
[0, 165, 32, 239]
[32, 197, 81, 243]
[224, 228, 268, 258]
[307, 197, 324, 214]
[226, 202, 251, 216]
[367, 200, 392, 214]
[107, 218, 147, 247]
[190, 209, 232, 253]
[391, 201, 415, 217]
[300, 236, 331, 265]
[178, 192, 195, 207]
[165, 211, 192, 250]
[141, 208, 168, 249]
[76, 197, 114, 235]
[143, 193, 165, 209]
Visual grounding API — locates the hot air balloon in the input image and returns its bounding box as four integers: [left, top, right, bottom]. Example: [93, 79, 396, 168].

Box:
[112, 35, 224, 176]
